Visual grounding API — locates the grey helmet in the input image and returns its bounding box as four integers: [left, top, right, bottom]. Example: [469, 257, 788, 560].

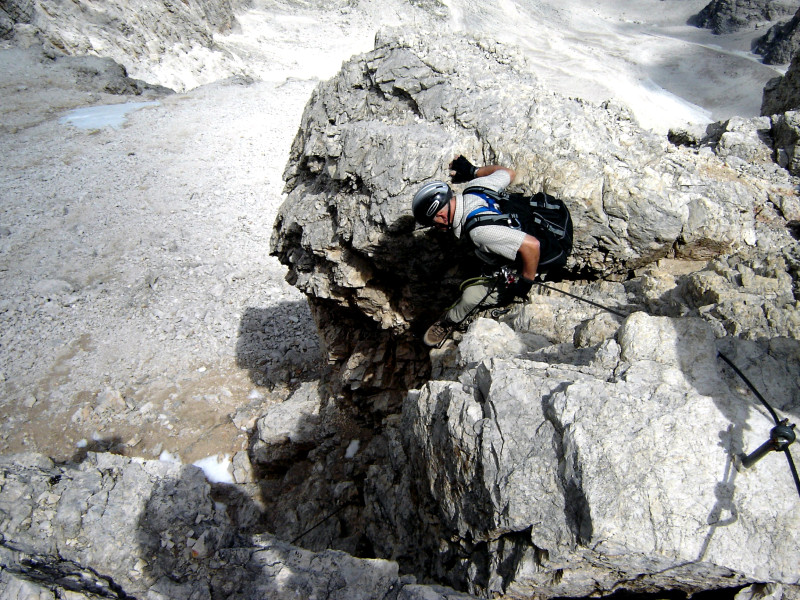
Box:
[412, 181, 453, 226]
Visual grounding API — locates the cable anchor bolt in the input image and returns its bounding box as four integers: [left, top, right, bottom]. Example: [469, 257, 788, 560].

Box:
[741, 419, 796, 469]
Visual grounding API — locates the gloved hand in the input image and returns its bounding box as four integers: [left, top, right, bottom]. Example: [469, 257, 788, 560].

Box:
[497, 276, 534, 306]
[450, 156, 478, 183]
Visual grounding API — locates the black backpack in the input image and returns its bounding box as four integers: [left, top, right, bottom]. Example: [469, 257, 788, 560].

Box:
[462, 186, 573, 271]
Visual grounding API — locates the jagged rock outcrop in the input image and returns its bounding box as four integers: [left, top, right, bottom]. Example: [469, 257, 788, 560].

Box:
[250, 249, 800, 598]
[772, 111, 800, 176]
[0, 452, 475, 600]
[376, 309, 800, 598]
[264, 28, 800, 599]
[272, 28, 796, 396]
[0, 0, 34, 39]
[762, 51, 800, 115]
[753, 6, 800, 64]
[689, 0, 796, 34]
[670, 111, 800, 181]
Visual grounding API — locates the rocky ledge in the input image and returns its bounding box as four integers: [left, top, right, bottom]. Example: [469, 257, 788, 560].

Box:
[0, 452, 472, 600]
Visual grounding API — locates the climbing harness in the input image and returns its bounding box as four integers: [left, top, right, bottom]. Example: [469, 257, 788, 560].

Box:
[535, 279, 800, 499]
[433, 267, 520, 349]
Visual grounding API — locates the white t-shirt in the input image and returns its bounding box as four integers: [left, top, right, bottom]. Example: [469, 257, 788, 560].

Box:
[452, 170, 527, 262]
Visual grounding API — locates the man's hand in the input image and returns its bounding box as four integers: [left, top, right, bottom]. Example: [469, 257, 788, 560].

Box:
[450, 155, 478, 183]
[498, 276, 534, 306]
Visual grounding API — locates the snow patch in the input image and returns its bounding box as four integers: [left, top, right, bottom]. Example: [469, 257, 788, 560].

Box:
[159, 450, 181, 464]
[59, 101, 159, 130]
[345, 440, 360, 459]
[192, 454, 234, 483]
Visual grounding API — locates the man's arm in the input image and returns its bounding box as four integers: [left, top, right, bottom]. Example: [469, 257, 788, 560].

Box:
[517, 234, 540, 281]
[497, 234, 539, 303]
[474, 164, 516, 181]
[450, 156, 516, 184]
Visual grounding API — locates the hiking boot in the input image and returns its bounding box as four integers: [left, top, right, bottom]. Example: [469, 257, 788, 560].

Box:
[423, 316, 455, 347]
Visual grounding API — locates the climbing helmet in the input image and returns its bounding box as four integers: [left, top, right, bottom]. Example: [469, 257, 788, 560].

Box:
[412, 181, 453, 226]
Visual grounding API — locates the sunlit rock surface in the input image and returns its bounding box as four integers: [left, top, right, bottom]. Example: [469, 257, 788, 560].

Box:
[272, 29, 796, 393]
[267, 29, 800, 599]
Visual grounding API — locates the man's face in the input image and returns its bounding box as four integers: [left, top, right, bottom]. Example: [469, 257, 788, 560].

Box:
[432, 205, 450, 230]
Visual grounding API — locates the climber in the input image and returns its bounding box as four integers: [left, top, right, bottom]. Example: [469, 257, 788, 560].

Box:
[412, 156, 542, 347]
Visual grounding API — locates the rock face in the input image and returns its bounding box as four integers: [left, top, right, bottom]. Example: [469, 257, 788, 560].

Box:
[670, 112, 800, 185]
[772, 111, 800, 176]
[272, 28, 794, 396]
[753, 6, 800, 64]
[762, 51, 800, 115]
[343, 240, 800, 598]
[0, 452, 474, 600]
[0, 0, 34, 39]
[0, 0, 247, 89]
[689, 0, 796, 34]
[4, 21, 800, 600]
[264, 29, 800, 599]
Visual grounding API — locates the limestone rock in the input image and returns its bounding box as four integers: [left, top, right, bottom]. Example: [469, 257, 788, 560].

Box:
[668, 115, 799, 213]
[1, 0, 246, 90]
[689, 0, 796, 34]
[753, 6, 800, 64]
[251, 380, 323, 465]
[772, 111, 800, 177]
[272, 30, 786, 394]
[0, 452, 475, 600]
[378, 312, 800, 598]
[762, 51, 800, 115]
[0, 0, 34, 40]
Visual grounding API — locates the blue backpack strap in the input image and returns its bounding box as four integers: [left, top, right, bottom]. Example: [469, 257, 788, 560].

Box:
[463, 186, 513, 234]
[463, 186, 504, 221]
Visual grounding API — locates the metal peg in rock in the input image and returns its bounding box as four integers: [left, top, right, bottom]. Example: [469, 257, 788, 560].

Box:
[741, 420, 797, 469]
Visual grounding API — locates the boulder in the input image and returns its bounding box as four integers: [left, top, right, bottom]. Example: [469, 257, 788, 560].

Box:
[690, 0, 796, 34]
[668, 116, 799, 215]
[770, 111, 800, 177]
[754, 7, 800, 64]
[0, 452, 475, 600]
[0, 0, 34, 39]
[763, 51, 800, 117]
[368, 311, 800, 598]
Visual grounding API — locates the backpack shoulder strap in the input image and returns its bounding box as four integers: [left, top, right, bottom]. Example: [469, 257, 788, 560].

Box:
[463, 212, 518, 235]
[463, 186, 508, 203]
[463, 185, 507, 222]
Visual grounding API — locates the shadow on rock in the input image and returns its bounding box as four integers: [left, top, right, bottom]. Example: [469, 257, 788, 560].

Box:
[246, 379, 378, 558]
[68, 435, 125, 463]
[134, 463, 330, 599]
[369, 214, 487, 337]
[236, 303, 322, 389]
[668, 319, 800, 563]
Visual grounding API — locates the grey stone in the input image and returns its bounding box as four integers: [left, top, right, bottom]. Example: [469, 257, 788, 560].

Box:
[690, 0, 796, 34]
[754, 6, 800, 64]
[762, 50, 800, 115]
[272, 30, 795, 395]
[380, 312, 800, 598]
[250, 380, 324, 467]
[0, 452, 475, 600]
[772, 111, 800, 176]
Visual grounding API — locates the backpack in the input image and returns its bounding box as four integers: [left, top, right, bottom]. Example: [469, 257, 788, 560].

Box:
[462, 186, 573, 271]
